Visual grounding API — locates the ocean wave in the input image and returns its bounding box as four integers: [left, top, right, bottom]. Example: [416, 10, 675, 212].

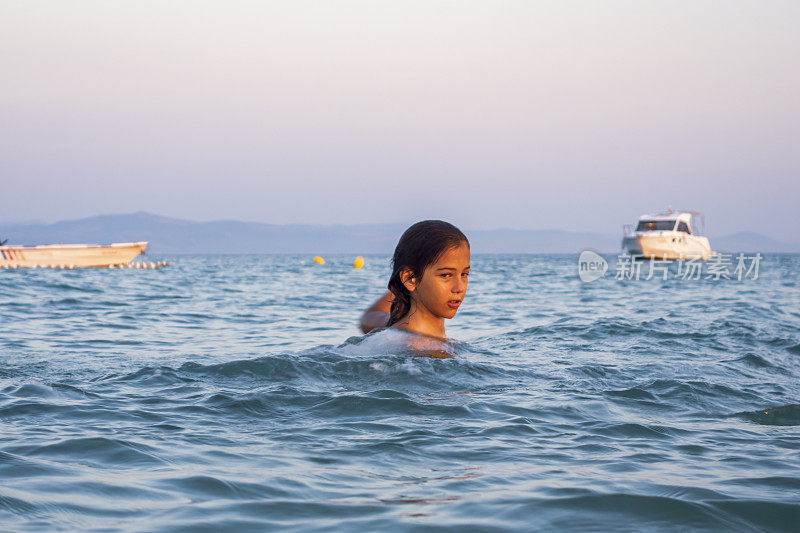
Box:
[2, 254, 799, 531]
[736, 404, 800, 426]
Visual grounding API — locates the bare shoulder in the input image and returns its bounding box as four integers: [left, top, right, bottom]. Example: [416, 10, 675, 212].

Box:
[360, 291, 394, 334]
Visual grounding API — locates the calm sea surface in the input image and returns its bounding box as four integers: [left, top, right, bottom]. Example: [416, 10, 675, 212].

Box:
[1, 254, 799, 532]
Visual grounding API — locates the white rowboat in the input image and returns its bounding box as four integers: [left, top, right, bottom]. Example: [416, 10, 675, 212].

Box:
[0, 242, 148, 268]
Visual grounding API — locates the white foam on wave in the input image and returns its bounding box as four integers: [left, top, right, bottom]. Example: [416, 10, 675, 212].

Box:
[397, 359, 423, 375]
[368, 358, 423, 376]
[338, 328, 418, 358]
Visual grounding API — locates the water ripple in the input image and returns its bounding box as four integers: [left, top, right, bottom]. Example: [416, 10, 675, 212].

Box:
[1, 254, 799, 531]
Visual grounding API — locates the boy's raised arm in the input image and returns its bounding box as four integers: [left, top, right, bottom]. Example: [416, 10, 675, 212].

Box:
[359, 291, 394, 334]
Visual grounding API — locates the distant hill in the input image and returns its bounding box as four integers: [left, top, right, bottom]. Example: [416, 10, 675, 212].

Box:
[710, 232, 800, 253]
[1, 212, 797, 254]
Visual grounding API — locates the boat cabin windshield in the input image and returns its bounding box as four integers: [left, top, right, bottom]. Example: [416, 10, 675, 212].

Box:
[636, 220, 676, 232]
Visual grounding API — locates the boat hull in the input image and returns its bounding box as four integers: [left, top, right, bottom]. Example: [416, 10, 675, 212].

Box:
[0, 242, 148, 268]
[622, 233, 712, 260]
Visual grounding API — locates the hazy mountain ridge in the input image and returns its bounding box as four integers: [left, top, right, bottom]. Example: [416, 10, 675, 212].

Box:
[1, 212, 797, 254]
[710, 232, 800, 253]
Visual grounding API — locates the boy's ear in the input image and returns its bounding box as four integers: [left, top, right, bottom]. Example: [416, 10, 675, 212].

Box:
[400, 269, 416, 292]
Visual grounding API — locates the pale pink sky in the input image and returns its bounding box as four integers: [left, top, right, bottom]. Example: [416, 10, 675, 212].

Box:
[2, 1, 798, 241]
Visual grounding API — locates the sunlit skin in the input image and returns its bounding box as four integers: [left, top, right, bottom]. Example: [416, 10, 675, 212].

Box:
[392, 242, 470, 341]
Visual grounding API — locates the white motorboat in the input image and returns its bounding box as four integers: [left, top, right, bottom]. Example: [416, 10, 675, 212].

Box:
[622, 211, 713, 260]
[0, 241, 148, 268]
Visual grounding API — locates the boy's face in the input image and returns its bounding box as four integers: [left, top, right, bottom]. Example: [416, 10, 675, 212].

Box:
[404, 242, 470, 320]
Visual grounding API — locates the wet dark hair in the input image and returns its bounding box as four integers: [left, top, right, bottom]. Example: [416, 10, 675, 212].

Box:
[387, 220, 469, 327]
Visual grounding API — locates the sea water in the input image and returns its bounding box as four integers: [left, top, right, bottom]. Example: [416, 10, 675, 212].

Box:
[1, 254, 799, 531]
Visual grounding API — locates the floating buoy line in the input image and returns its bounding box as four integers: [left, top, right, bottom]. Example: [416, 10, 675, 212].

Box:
[311, 256, 366, 269]
[0, 261, 169, 270]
